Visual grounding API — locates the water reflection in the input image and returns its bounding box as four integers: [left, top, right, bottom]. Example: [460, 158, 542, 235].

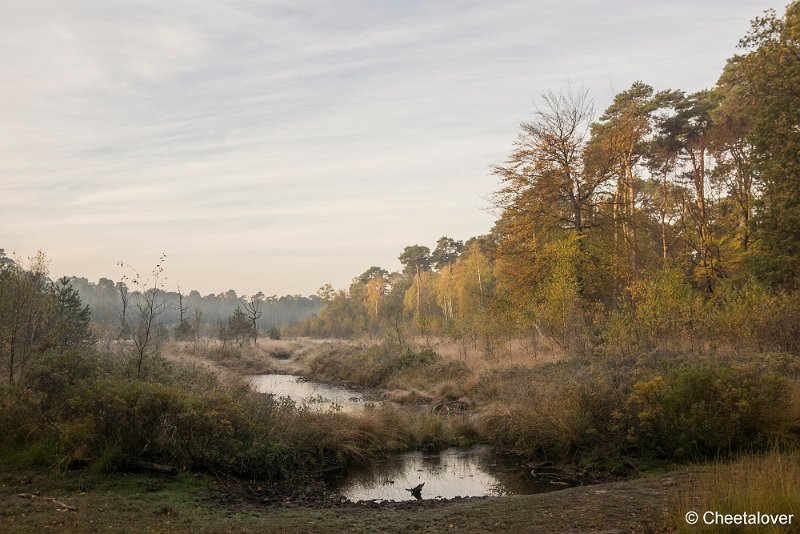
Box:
[328, 446, 562, 502]
[248, 374, 366, 412]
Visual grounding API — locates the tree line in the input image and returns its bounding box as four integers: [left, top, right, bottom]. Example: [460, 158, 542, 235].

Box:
[291, 3, 800, 354]
[63, 271, 323, 340]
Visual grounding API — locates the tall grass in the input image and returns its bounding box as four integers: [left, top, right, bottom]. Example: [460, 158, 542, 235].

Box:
[672, 450, 800, 533]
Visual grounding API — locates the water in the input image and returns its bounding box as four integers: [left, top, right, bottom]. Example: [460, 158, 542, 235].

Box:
[327, 446, 564, 502]
[248, 374, 366, 412]
[249, 375, 569, 501]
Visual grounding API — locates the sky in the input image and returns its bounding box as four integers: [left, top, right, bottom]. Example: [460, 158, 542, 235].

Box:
[0, 0, 782, 297]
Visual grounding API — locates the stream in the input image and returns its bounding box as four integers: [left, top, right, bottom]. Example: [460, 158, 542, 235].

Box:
[248, 373, 368, 412]
[249, 374, 568, 501]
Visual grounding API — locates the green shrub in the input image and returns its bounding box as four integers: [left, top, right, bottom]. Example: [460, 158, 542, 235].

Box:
[0, 349, 402, 480]
[611, 363, 791, 459]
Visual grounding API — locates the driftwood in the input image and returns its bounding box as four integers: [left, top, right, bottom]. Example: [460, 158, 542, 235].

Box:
[405, 482, 424, 500]
[17, 493, 77, 511]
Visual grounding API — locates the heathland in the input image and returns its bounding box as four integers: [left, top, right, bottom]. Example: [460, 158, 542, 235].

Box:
[3, 3, 800, 532]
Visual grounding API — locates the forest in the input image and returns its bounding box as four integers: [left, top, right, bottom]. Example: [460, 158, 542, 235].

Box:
[1, 3, 799, 532]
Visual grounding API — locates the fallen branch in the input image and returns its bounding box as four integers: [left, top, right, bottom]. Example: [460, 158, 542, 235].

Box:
[17, 493, 77, 511]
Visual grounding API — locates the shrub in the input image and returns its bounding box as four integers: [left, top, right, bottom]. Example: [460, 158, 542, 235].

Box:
[611, 363, 791, 460]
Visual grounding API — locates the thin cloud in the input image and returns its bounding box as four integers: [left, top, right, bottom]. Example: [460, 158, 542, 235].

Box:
[0, 0, 779, 295]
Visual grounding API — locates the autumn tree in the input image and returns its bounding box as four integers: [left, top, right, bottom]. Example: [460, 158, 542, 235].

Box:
[0, 253, 94, 384]
[492, 88, 605, 236]
[357, 267, 389, 325]
[492, 87, 610, 308]
[399, 245, 432, 325]
[0, 252, 54, 384]
[588, 82, 659, 280]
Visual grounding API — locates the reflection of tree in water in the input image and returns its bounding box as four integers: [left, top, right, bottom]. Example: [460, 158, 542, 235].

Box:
[329, 447, 561, 502]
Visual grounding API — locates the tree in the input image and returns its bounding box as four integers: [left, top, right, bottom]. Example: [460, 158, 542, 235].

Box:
[358, 266, 389, 284]
[268, 326, 281, 340]
[190, 308, 204, 351]
[0, 252, 54, 384]
[116, 281, 130, 339]
[241, 292, 264, 344]
[228, 306, 252, 346]
[398, 246, 432, 276]
[492, 87, 610, 301]
[399, 245, 432, 324]
[710, 76, 756, 256]
[174, 318, 193, 341]
[0, 249, 14, 268]
[492, 88, 607, 236]
[653, 90, 720, 291]
[588, 82, 658, 277]
[316, 283, 336, 302]
[174, 285, 192, 340]
[52, 277, 94, 353]
[431, 237, 464, 271]
[119, 254, 170, 379]
[726, 3, 800, 288]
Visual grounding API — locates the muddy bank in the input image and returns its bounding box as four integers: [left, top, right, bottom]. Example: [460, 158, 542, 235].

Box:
[198, 467, 698, 533]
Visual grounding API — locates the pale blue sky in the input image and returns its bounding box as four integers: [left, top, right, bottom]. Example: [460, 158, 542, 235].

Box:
[0, 0, 781, 296]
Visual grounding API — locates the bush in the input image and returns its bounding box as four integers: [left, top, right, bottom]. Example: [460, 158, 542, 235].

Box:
[0, 349, 399, 480]
[472, 356, 799, 466]
[610, 363, 792, 460]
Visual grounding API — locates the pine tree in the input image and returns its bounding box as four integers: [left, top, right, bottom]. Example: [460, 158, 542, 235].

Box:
[53, 277, 94, 353]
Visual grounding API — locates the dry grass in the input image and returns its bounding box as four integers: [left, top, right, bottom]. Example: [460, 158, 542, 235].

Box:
[304, 335, 566, 403]
[163, 338, 323, 376]
[412, 335, 566, 374]
[477, 376, 591, 460]
[671, 450, 800, 533]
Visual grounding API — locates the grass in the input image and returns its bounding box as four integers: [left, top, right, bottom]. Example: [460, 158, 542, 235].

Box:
[172, 338, 317, 375]
[671, 450, 800, 533]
